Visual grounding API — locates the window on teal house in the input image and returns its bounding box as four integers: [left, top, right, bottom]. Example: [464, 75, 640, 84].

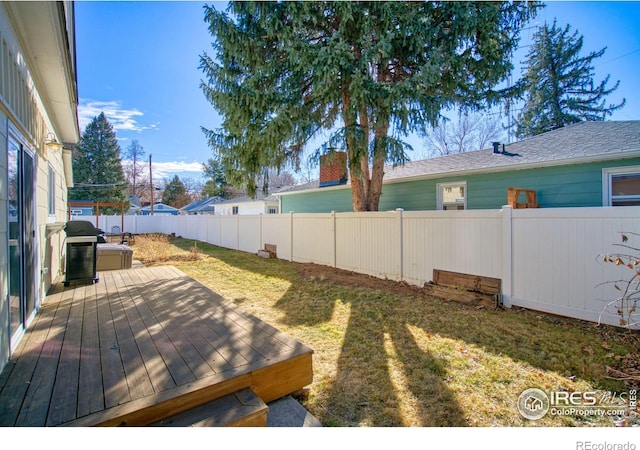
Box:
[603, 167, 640, 206]
[437, 182, 466, 210]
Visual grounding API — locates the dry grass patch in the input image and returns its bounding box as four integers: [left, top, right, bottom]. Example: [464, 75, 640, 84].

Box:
[134, 237, 640, 427]
[134, 233, 203, 264]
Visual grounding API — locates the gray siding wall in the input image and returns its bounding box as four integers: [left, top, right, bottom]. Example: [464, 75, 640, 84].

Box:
[281, 158, 640, 213]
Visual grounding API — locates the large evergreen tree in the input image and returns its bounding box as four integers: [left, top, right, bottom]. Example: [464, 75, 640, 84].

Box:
[201, 158, 235, 199]
[515, 20, 625, 138]
[201, 1, 539, 211]
[70, 112, 128, 211]
[162, 175, 191, 208]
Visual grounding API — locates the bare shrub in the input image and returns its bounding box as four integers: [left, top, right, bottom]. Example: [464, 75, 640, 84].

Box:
[600, 232, 640, 328]
[134, 233, 171, 263]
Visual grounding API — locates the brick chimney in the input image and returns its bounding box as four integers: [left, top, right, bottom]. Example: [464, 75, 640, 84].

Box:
[319, 151, 348, 187]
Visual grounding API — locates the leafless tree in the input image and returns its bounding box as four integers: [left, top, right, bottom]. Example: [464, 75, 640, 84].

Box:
[268, 170, 296, 190]
[422, 112, 505, 158]
[182, 177, 204, 203]
[122, 140, 147, 197]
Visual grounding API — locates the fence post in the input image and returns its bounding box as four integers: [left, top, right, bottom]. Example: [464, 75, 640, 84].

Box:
[289, 211, 294, 262]
[396, 208, 404, 281]
[259, 213, 263, 252]
[331, 211, 337, 268]
[236, 214, 240, 250]
[501, 205, 513, 308]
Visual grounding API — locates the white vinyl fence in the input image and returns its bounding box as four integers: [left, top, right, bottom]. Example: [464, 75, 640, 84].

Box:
[76, 206, 640, 328]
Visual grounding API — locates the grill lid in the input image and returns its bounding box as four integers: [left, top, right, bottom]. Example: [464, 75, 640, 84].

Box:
[64, 220, 104, 236]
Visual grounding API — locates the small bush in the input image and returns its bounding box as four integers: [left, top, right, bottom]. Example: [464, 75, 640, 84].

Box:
[133, 233, 171, 263]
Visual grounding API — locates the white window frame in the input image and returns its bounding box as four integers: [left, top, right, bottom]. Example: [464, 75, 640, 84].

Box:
[602, 166, 640, 206]
[437, 181, 467, 210]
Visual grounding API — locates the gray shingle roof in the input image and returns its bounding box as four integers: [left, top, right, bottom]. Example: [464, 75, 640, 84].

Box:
[278, 121, 640, 195]
[180, 196, 224, 212]
[218, 192, 279, 204]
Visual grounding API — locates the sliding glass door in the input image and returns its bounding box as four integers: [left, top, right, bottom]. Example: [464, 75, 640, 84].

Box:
[8, 132, 36, 346]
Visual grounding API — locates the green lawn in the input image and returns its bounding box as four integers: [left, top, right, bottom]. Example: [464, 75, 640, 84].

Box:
[134, 235, 639, 427]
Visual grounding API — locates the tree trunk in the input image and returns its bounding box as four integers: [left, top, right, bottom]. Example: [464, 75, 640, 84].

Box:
[342, 87, 366, 211]
[358, 106, 373, 210]
[368, 122, 387, 211]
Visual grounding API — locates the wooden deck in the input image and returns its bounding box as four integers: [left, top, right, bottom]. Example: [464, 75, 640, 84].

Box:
[0, 266, 313, 426]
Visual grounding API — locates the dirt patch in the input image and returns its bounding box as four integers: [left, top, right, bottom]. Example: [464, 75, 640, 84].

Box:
[298, 263, 429, 298]
[297, 262, 496, 308]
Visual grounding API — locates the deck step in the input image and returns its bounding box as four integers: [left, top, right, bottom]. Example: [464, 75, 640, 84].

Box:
[149, 388, 268, 427]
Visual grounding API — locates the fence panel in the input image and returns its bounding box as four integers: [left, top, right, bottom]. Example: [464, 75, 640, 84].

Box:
[219, 215, 239, 250]
[131, 216, 158, 234]
[238, 215, 261, 253]
[335, 211, 402, 281]
[511, 207, 640, 326]
[205, 215, 222, 246]
[261, 214, 292, 260]
[82, 206, 640, 327]
[291, 213, 335, 266]
[193, 215, 209, 243]
[402, 210, 503, 287]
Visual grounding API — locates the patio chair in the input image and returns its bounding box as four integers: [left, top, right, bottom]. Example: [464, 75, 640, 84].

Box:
[109, 226, 121, 243]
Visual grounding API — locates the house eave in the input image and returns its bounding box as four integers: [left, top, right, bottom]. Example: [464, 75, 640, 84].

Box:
[276, 149, 640, 197]
[6, 1, 79, 144]
[388, 149, 640, 184]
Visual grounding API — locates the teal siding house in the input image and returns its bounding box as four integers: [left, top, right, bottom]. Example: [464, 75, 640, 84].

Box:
[277, 121, 640, 212]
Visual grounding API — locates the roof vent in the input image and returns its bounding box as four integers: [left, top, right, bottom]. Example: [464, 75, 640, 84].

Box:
[492, 142, 501, 154]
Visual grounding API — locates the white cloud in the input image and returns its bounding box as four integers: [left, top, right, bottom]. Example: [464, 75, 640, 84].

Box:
[151, 161, 205, 180]
[78, 99, 159, 133]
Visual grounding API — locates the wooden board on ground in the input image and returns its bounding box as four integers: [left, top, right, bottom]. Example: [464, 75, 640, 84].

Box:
[426, 269, 502, 309]
[433, 269, 501, 296]
[423, 283, 498, 309]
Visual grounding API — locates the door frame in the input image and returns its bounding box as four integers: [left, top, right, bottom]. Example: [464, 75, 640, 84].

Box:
[7, 123, 39, 352]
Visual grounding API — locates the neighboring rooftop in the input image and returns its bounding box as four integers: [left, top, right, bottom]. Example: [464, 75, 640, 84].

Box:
[217, 191, 280, 204]
[277, 121, 640, 195]
[180, 196, 225, 214]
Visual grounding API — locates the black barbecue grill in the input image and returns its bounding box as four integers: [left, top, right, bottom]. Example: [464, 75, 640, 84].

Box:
[63, 221, 103, 286]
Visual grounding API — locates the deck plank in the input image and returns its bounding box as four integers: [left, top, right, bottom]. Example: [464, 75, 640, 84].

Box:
[127, 269, 217, 379]
[10, 287, 74, 426]
[0, 312, 48, 424]
[45, 284, 86, 426]
[77, 282, 105, 417]
[156, 267, 276, 363]
[104, 271, 156, 400]
[143, 267, 251, 370]
[95, 271, 129, 408]
[136, 267, 236, 371]
[118, 270, 197, 386]
[111, 270, 176, 392]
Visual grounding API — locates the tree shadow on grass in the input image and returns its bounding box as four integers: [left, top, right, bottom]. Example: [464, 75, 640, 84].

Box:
[174, 242, 636, 425]
[318, 296, 467, 426]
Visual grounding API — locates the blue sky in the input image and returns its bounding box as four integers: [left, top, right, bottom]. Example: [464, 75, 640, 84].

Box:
[75, 1, 640, 184]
